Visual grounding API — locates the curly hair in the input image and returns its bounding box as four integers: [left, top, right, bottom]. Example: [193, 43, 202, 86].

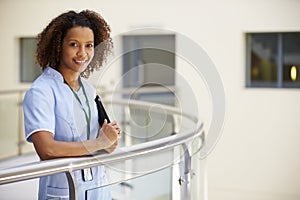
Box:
[36, 10, 113, 78]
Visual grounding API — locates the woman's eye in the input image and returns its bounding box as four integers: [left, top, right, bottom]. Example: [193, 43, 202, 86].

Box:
[70, 42, 78, 47]
[86, 43, 94, 48]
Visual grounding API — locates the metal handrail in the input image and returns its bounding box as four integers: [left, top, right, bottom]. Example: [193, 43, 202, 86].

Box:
[0, 122, 203, 185]
[0, 89, 27, 95]
[107, 99, 198, 123]
[0, 99, 202, 183]
[0, 97, 203, 200]
[96, 85, 176, 96]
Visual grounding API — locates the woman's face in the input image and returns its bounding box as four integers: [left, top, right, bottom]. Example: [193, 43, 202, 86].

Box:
[59, 26, 94, 75]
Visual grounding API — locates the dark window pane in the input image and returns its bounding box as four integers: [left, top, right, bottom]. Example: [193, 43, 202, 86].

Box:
[282, 33, 300, 87]
[249, 33, 278, 86]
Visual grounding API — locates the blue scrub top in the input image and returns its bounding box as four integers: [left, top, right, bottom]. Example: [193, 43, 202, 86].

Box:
[23, 67, 112, 200]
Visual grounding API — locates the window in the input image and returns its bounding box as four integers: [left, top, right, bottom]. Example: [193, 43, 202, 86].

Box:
[122, 35, 175, 88]
[20, 38, 41, 82]
[246, 32, 300, 88]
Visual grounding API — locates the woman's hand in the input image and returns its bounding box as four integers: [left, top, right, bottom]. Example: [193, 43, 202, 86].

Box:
[97, 119, 121, 153]
[104, 140, 118, 153]
[109, 121, 121, 136]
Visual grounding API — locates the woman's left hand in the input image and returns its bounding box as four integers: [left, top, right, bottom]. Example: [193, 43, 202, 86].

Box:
[104, 121, 121, 153]
[104, 140, 118, 153]
[109, 121, 121, 137]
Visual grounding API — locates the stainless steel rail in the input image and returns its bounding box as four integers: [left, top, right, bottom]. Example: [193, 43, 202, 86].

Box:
[0, 89, 27, 95]
[0, 98, 204, 200]
[108, 98, 198, 123]
[0, 123, 203, 184]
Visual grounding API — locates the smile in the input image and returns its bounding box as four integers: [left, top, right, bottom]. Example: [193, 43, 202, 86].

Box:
[74, 59, 87, 64]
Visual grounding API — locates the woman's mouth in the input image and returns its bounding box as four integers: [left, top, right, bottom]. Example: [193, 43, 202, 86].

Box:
[74, 59, 87, 65]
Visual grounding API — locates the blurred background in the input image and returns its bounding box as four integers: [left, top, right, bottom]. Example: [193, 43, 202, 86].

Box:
[0, 0, 300, 199]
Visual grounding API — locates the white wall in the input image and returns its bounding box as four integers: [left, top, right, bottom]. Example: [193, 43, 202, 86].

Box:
[1, 0, 300, 199]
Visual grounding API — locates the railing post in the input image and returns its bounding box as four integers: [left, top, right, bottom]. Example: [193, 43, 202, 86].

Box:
[65, 171, 78, 200]
[123, 104, 133, 200]
[179, 143, 193, 200]
[17, 91, 25, 156]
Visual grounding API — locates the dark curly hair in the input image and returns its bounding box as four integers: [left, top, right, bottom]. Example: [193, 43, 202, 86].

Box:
[36, 10, 113, 78]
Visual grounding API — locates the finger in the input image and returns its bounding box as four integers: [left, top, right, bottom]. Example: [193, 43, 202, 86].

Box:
[112, 126, 120, 132]
[101, 119, 108, 132]
[103, 119, 108, 125]
[102, 119, 108, 128]
[117, 130, 122, 138]
[114, 124, 120, 128]
[106, 125, 119, 140]
[109, 121, 117, 126]
[111, 125, 120, 133]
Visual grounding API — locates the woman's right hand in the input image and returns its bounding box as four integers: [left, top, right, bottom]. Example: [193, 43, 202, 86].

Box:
[97, 119, 119, 150]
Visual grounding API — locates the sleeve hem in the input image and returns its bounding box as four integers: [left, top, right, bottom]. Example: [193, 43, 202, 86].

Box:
[26, 129, 55, 143]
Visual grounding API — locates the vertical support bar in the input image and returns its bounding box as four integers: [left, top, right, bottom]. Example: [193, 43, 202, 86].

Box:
[199, 131, 208, 200]
[17, 91, 24, 156]
[172, 114, 181, 200]
[124, 105, 132, 200]
[65, 171, 78, 200]
[172, 146, 181, 200]
[192, 131, 208, 200]
[200, 157, 208, 200]
[179, 143, 192, 200]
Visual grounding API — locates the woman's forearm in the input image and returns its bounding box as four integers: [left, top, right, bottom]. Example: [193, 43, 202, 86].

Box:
[31, 131, 106, 160]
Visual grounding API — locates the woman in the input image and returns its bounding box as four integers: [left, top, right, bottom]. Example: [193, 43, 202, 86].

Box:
[23, 10, 120, 200]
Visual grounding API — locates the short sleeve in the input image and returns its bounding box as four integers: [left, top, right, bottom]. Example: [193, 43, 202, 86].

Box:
[23, 87, 55, 142]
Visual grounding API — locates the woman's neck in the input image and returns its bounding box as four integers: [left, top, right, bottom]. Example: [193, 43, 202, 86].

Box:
[65, 78, 81, 91]
[58, 68, 81, 91]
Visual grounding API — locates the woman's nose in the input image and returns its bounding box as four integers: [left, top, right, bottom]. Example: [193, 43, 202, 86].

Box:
[77, 46, 87, 57]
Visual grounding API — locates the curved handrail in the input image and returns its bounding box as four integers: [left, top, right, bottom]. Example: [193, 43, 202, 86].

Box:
[107, 99, 198, 123]
[0, 99, 203, 185]
[0, 89, 27, 95]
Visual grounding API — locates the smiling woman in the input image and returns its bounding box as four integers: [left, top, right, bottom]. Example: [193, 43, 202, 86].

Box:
[22, 10, 120, 200]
